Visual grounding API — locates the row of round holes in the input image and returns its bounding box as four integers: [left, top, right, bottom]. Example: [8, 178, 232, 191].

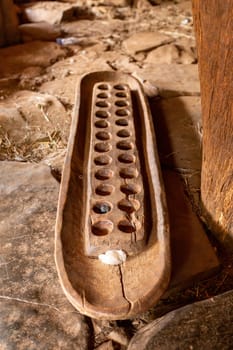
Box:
[96, 100, 129, 108]
[92, 219, 138, 236]
[95, 109, 130, 122]
[92, 83, 140, 235]
[93, 199, 140, 215]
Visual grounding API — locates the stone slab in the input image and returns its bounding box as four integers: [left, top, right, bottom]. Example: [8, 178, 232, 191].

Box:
[0, 41, 67, 78]
[45, 52, 111, 80]
[0, 161, 91, 349]
[0, 162, 218, 347]
[137, 63, 200, 97]
[151, 96, 202, 171]
[150, 96, 202, 212]
[39, 75, 77, 106]
[128, 290, 233, 350]
[22, 1, 79, 25]
[19, 22, 62, 42]
[145, 44, 195, 64]
[54, 0, 130, 5]
[145, 44, 180, 64]
[0, 90, 70, 162]
[122, 31, 173, 55]
[0, 90, 70, 143]
[163, 170, 219, 291]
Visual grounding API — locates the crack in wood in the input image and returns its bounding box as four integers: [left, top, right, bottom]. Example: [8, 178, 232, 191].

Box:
[118, 265, 133, 314]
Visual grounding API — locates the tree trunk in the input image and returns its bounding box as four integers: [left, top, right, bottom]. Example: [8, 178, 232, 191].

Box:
[192, 1, 233, 247]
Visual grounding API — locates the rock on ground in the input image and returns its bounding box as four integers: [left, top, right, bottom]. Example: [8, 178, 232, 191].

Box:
[162, 170, 219, 290]
[0, 161, 91, 349]
[145, 43, 196, 64]
[145, 44, 180, 64]
[22, 1, 79, 25]
[151, 96, 202, 170]
[44, 52, 111, 80]
[0, 41, 67, 78]
[0, 91, 70, 161]
[39, 75, 77, 107]
[128, 290, 233, 350]
[19, 22, 62, 42]
[122, 31, 174, 55]
[137, 64, 200, 97]
[150, 96, 202, 211]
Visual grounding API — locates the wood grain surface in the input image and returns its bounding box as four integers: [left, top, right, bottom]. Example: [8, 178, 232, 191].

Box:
[193, 0, 233, 247]
[55, 72, 171, 319]
[0, 0, 19, 47]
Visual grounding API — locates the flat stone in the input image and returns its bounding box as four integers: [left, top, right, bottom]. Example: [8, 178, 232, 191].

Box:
[0, 41, 66, 78]
[0, 91, 70, 161]
[145, 44, 180, 64]
[128, 290, 233, 350]
[61, 19, 118, 38]
[58, 0, 130, 5]
[163, 170, 219, 291]
[145, 44, 196, 64]
[150, 96, 202, 211]
[178, 49, 196, 64]
[93, 0, 131, 5]
[0, 161, 90, 349]
[150, 96, 202, 171]
[19, 22, 62, 42]
[137, 63, 200, 97]
[122, 31, 173, 55]
[22, 1, 79, 25]
[39, 75, 77, 106]
[95, 341, 114, 350]
[45, 52, 111, 80]
[17, 66, 45, 91]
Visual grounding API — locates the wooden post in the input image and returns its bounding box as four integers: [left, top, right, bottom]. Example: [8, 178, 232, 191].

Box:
[0, 0, 19, 47]
[192, 1, 233, 247]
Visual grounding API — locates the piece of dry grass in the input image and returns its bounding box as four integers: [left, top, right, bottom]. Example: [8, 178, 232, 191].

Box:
[0, 126, 66, 163]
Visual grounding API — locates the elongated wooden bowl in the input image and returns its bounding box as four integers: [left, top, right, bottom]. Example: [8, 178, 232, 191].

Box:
[55, 71, 170, 319]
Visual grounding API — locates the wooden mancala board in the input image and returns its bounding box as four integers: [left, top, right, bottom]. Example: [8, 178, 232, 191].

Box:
[55, 71, 171, 320]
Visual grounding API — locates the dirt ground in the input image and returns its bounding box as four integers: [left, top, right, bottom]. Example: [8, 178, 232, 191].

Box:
[1, 1, 233, 348]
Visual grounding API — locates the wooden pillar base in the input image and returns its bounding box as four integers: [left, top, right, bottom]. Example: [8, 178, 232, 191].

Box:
[192, 0, 233, 248]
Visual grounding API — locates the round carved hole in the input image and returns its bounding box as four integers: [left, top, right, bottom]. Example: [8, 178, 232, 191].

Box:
[118, 153, 135, 164]
[116, 119, 128, 126]
[116, 109, 129, 117]
[115, 100, 128, 107]
[95, 120, 109, 128]
[96, 101, 109, 108]
[114, 84, 126, 91]
[93, 201, 111, 214]
[95, 168, 113, 180]
[92, 220, 113, 236]
[119, 167, 138, 179]
[95, 110, 109, 119]
[96, 131, 111, 141]
[118, 219, 136, 233]
[95, 142, 111, 153]
[98, 84, 109, 90]
[94, 155, 111, 166]
[118, 199, 140, 214]
[97, 92, 109, 99]
[120, 183, 141, 195]
[116, 140, 133, 150]
[96, 184, 114, 196]
[116, 92, 127, 98]
[117, 129, 130, 138]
